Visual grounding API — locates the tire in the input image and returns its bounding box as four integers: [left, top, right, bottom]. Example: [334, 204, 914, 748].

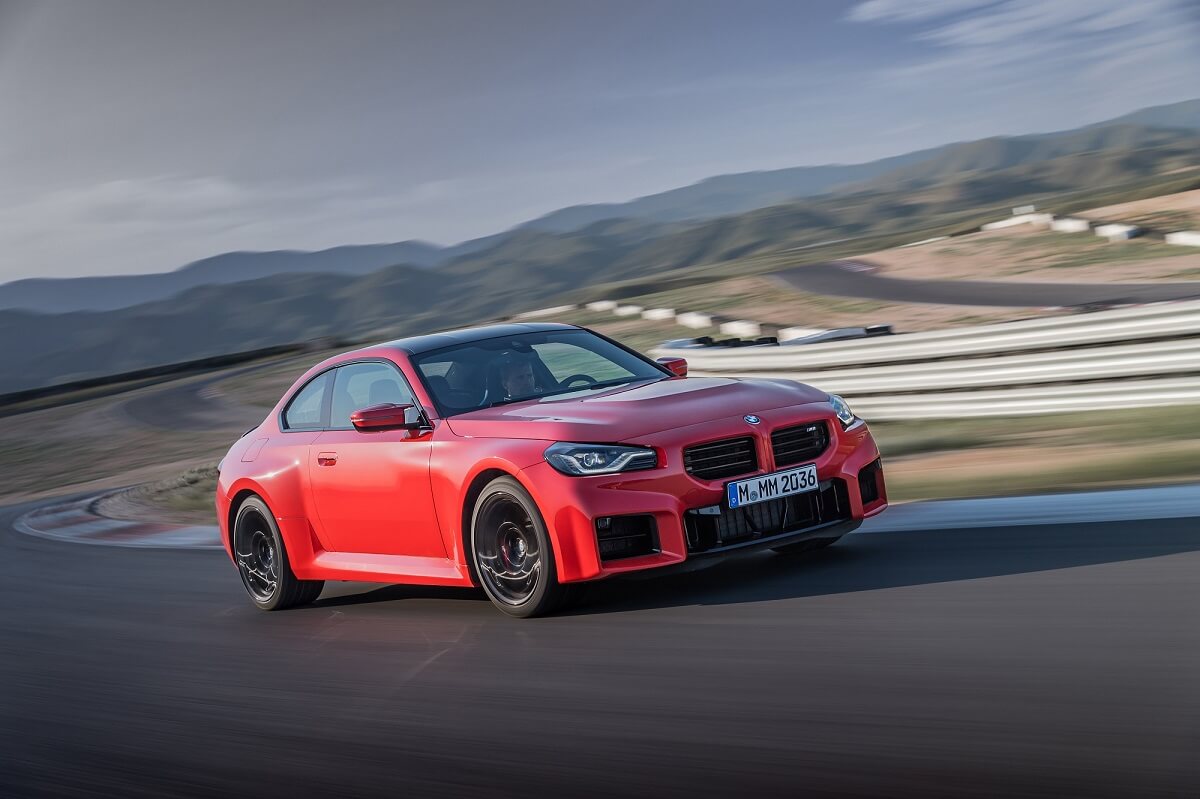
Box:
[470, 476, 571, 618]
[232, 496, 324, 611]
[771, 535, 842, 556]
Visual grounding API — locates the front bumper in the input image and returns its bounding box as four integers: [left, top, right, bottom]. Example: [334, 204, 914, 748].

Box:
[517, 403, 887, 583]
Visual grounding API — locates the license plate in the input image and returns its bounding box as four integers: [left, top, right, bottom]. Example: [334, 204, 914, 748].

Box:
[726, 463, 818, 508]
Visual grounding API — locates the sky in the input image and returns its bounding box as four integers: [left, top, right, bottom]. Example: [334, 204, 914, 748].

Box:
[0, 0, 1197, 282]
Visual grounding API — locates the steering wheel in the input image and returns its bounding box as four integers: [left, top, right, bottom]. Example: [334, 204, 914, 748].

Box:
[559, 374, 598, 389]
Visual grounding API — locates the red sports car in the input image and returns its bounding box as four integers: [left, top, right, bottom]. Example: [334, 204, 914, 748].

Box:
[216, 323, 887, 617]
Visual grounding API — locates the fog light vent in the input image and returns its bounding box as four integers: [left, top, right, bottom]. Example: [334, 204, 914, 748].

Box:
[596, 514, 658, 561]
[858, 459, 882, 506]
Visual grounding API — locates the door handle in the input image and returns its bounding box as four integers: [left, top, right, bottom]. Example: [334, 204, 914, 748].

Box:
[317, 452, 338, 466]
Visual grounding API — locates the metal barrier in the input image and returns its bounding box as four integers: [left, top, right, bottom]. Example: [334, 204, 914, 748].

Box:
[651, 300, 1200, 419]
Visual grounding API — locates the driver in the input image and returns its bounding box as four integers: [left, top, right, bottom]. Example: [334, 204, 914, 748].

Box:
[498, 354, 541, 400]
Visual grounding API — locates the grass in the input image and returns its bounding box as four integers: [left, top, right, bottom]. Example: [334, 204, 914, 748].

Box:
[871, 404, 1200, 457]
[943, 230, 1196, 271]
[874, 404, 1200, 501]
[124, 466, 218, 515]
[216, 346, 345, 408]
[1122, 210, 1195, 231]
[886, 443, 1200, 501]
[111, 401, 1200, 524]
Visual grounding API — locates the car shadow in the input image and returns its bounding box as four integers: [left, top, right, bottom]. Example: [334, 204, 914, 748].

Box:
[312, 583, 483, 608]
[564, 517, 1200, 615]
[304, 517, 1200, 617]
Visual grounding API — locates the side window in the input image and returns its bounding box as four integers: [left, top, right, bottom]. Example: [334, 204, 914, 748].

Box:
[330, 362, 416, 429]
[282, 372, 330, 430]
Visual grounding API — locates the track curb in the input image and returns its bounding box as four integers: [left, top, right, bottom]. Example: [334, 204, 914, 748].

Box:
[14, 488, 222, 549]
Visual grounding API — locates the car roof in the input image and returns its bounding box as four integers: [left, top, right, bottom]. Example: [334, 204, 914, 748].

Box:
[382, 322, 580, 356]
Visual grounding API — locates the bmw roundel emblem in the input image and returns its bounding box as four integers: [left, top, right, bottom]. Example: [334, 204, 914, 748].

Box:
[744, 414, 761, 425]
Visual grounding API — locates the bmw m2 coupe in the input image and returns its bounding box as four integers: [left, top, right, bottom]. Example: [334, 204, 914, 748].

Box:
[216, 323, 887, 617]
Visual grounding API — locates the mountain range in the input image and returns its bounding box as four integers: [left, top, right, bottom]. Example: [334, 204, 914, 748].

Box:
[1, 99, 1198, 393]
[3, 98, 1198, 316]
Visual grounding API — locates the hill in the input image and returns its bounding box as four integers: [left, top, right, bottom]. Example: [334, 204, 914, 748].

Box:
[1084, 98, 1200, 132]
[518, 99, 1200, 232]
[3, 133, 1197, 395]
[0, 240, 479, 314]
[3, 99, 1197, 315]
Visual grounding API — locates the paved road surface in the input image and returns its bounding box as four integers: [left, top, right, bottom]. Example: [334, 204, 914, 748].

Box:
[3, 491, 1199, 797]
[774, 260, 1200, 307]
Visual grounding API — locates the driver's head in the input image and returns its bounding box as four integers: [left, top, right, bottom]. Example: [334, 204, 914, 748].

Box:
[499, 355, 536, 398]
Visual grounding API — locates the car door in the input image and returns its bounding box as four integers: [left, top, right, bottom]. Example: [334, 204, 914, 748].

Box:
[308, 360, 446, 558]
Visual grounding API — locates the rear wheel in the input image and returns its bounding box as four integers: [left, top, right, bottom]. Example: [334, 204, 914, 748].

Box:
[232, 496, 323, 611]
[470, 476, 570, 618]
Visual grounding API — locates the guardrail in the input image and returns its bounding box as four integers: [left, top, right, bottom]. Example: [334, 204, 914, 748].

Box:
[651, 300, 1200, 419]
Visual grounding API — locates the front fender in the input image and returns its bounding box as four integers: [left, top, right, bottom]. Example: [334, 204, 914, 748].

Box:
[428, 433, 551, 575]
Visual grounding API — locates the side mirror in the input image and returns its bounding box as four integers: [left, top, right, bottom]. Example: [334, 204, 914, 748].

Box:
[656, 356, 688, 377]
[350, 403, 423, 431]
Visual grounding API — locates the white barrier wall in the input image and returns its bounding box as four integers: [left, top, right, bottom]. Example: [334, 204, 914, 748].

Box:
[515, 304, 577, 319]
[981, 213, 1052, 230]
[652, 300, 1200, 419]
[1094, 224, 1141, 241]
[1165, 231, 1200, 247]
[641, 308, 676, 321]
[676, 312, 714, 329]
[777, 326, 823, 341]
[719, 320, 761, 337]
[982, 215, 1034, 230]
[1051, 218, 1091, 233]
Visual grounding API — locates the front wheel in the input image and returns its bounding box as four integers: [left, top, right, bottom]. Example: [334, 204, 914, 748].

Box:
[470, 476, 571, 618]
[232, 496, 324, 611]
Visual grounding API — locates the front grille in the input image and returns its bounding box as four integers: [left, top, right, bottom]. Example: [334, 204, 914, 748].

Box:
[683, 436, 758, 480]
[596, 515, 659, 561]
[771, 421, 829, 467]
[683, 479, 850, 554]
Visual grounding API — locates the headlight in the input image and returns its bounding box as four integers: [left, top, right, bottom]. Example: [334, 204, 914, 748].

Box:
[544, 442, 658, 476]
[828, 394, 857, 428]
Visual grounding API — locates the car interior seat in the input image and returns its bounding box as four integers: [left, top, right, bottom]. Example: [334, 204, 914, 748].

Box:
[367, 378, 406, 407]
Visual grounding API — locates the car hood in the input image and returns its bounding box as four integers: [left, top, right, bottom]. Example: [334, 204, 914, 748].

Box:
[444, 377, 828, 441]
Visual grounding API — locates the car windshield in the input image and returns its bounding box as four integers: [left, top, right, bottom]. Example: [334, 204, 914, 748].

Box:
[412, 329, 668, 417]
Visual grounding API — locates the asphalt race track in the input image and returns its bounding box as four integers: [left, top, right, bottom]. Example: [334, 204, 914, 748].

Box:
[3, 489, 1199, 798]
[775, 260, 1200, 307]
[120, 365, 268, 432]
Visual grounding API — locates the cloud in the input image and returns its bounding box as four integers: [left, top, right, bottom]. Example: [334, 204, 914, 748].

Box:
[0, 157, 678, 280]
[850, 0, 1190, 59]
[847, 0, 1199, 108]
[0, 175, 472, 279]
[847, 0, 998, 23]
[920, 0, 1176, 48]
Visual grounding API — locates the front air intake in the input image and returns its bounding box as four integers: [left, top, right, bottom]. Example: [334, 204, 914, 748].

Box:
[858, 458, 882, 506]
[596, 515, 659, 561]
